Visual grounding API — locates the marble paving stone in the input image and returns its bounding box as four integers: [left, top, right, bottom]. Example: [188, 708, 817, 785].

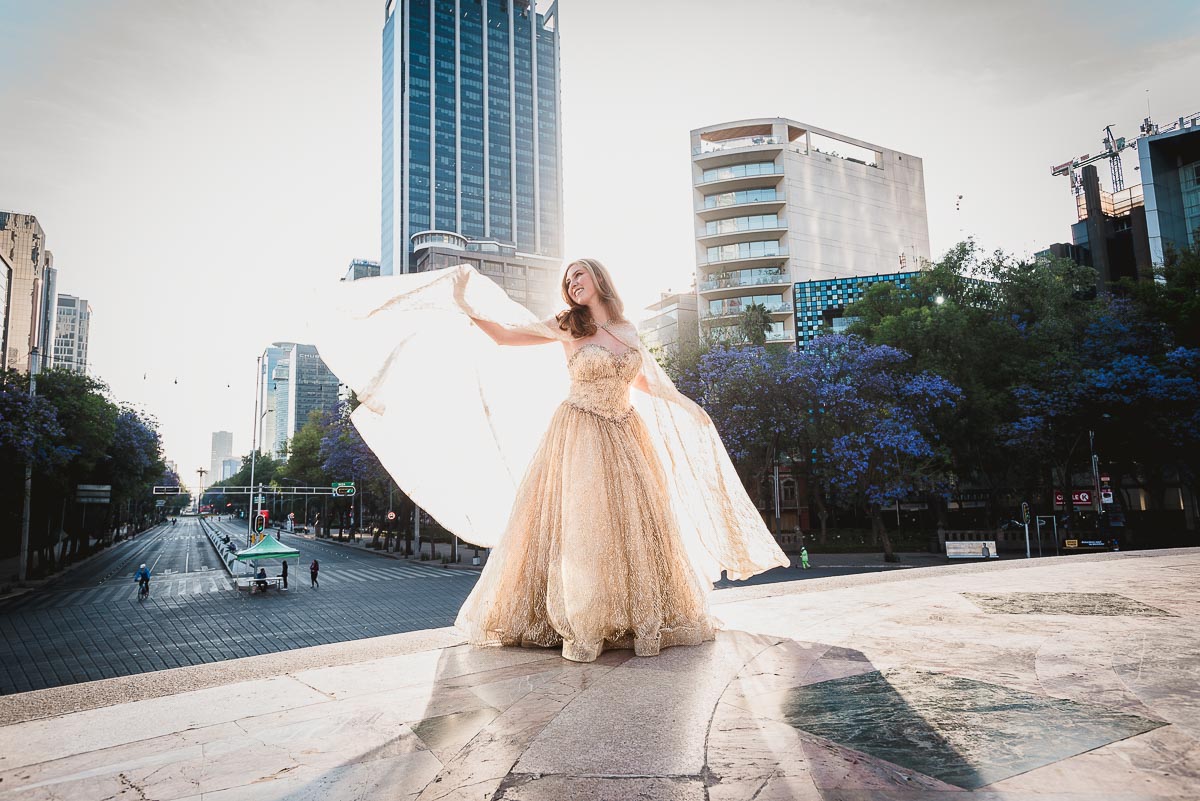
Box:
[773, 668, 1165, 789]
[0, 674, 329, 770]
[810, 791, 1197, 800]
[705, 698, 820, 801]
[467, 666, 565, 710]
[412, 706, 501, 761]
[495, 775, 706, 800]
[292, 644, 560, 700]
[415, 670, 601, 801]
[963, 592, 1173, 617]
[515, 639, 754, 778]
[173, 749, 444, 801]
[986, 723, 1200, 798]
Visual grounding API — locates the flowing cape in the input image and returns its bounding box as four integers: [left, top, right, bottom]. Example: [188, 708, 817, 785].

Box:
[314, 264, 788, 582]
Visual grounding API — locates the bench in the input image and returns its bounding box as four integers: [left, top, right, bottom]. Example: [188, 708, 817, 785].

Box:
[236, 576, 285, 593]
[946, 540, 999, 559]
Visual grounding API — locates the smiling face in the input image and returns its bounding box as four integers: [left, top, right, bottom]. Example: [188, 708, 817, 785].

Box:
[564, 262, 597, 307]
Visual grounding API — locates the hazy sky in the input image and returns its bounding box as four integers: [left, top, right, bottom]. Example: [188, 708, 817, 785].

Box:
[1, 0, 1197, 488]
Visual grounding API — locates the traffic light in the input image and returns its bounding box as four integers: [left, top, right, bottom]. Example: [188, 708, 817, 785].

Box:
[254, 514, 266, 534]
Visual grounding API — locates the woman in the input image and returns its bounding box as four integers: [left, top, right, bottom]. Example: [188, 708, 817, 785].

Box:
[317, 259, 788, 662]
[460, 259, 720, 661]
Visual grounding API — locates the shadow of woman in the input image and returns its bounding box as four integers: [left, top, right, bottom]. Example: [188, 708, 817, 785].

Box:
[264, 627, 986, 799]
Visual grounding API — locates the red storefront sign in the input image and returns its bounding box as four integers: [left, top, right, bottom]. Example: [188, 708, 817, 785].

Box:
[1054, 490, 1094, 507]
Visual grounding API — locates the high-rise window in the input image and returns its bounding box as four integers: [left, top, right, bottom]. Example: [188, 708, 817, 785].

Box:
[382, 0, 561, 274]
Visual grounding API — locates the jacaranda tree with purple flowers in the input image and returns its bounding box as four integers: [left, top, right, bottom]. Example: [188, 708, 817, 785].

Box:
[797, 335, 961, 561]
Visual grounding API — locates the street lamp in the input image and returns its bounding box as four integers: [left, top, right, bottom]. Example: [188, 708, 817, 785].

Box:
[247, 350, 272, 540]
[278, 476, 303, 533]
[19, 346, 41, 583]
[196, 468, 207, 515]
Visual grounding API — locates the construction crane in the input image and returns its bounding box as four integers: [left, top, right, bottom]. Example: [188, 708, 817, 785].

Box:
[1050, 125, 1129, 195]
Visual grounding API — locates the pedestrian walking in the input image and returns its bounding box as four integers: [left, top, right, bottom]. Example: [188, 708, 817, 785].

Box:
[310, 558, 319, 588]
[800, 547, 810, 570]
[280, 560, 289, 589]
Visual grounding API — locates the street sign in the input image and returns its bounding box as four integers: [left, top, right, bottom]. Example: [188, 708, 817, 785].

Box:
[387, 511, 397, 521]
[1101, 488, 1114, 504]
[77, 484, 111, 504]
[333, 482, 357, 497]
[255, 495, 265, 503]
[153, 486, 184, 495]
[155, 499, 166, 507]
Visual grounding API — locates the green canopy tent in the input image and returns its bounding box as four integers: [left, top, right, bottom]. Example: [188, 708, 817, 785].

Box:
[234, 534, 300, 587]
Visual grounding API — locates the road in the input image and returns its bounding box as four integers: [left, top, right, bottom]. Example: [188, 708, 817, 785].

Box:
[0, 518, 955, 694]
[0, 517, 478, 694]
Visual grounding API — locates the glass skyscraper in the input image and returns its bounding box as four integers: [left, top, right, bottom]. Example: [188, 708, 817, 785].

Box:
[382, 0, 563, 276]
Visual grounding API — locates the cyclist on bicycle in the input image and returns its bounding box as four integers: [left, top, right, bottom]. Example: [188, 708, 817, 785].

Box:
[134, 563, 151, 597]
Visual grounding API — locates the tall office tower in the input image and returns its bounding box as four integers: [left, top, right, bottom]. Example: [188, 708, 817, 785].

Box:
[53, 294, 92, 374]
[0, 251, 11, 372]
[286, 344, 340, 449]
[221, 457, 240, 481]
[271, 360, 291, 458]
[210, 431, 234, 480]
[381, 0, 563, 312]
[259, 342, 295, 455]
[0, 212, 57, 373]
[690, 119, 931, 346]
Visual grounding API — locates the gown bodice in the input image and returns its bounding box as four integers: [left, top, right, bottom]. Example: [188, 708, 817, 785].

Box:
[564, 344, 642, 422]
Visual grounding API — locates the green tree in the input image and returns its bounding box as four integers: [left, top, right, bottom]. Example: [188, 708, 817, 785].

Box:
[1124, 243, 1200, 349]
[278, 410, 331, 487]
[738, 303, 773, 347]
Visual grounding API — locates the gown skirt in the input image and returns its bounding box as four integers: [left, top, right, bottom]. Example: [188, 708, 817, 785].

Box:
[453, 345, 717, 663]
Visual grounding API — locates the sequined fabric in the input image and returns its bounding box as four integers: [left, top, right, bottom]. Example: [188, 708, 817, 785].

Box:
[455, 336, 716, 662]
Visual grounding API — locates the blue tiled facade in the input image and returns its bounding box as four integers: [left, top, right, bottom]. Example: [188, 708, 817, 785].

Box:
[382, 0, 562, 275]
[793, 272, 918, 347]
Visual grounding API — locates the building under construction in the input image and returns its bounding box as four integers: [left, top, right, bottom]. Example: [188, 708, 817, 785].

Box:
[1044, 111, 1200, 288]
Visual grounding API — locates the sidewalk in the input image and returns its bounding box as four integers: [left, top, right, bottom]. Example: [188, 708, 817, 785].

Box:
[278, 524, 487, 571]
[0, 549, 1196, 800]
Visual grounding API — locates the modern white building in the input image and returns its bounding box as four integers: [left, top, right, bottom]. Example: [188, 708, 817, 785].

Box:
[639, 291, 699, 355]
[691, 118, 931, 344]
[271, 360, 290, 458]
[53, 294, 91, 373]
[0, 212, 57, 373]
[210, 431, 233, 480]
[220, 457, 240, 481]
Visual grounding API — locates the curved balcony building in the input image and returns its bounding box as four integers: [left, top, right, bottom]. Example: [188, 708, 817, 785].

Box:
[691, 118, 931, 344]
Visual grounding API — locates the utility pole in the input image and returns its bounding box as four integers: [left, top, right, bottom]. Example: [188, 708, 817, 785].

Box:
[196, 468, 207, 515]
[19, 347, 40, 583]
[248, 353, 264, 541]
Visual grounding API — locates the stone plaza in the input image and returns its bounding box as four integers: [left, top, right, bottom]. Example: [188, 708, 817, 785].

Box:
[0, 549, 1196, 800]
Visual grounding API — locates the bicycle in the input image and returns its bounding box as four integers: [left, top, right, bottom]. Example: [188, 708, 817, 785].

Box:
[137, 578, 150, 601]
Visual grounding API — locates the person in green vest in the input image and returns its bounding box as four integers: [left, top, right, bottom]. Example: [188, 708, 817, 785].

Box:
[800, 547, 810, 570]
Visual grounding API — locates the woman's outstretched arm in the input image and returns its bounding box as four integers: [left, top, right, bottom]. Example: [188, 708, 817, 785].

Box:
[472, 317, 556, 346]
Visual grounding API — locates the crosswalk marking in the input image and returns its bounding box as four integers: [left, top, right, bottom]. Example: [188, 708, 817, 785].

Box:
[1, 559, 468, 612]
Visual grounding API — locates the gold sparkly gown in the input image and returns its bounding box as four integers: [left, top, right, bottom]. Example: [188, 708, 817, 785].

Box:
[315, 264, 790, 664]
[454, 332, 716, 662]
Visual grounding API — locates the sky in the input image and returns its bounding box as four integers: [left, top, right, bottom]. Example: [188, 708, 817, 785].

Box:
[1, 0, 1198, 489]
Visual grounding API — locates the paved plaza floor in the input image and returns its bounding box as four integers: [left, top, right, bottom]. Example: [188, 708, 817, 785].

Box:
[0, 548, 1196, 800]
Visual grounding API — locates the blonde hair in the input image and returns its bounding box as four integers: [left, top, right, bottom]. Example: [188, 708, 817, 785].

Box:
[556, 258, 626, 339]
